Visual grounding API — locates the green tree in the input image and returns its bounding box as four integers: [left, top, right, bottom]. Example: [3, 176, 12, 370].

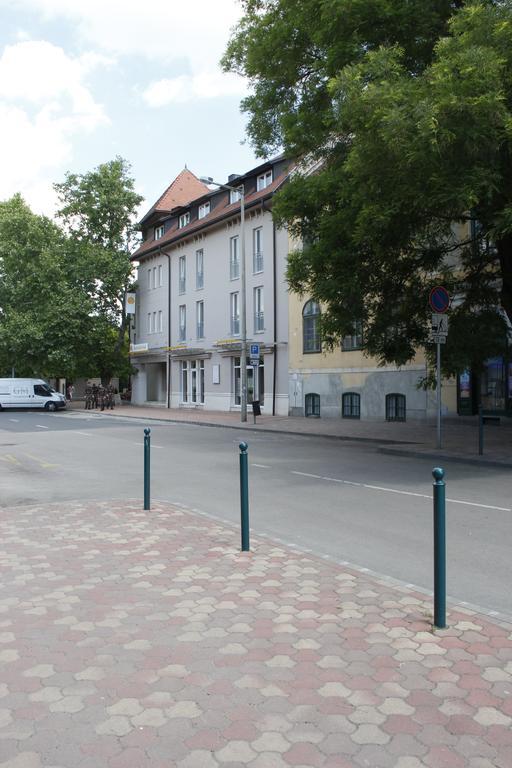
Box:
[0, 195, 95, 378]
[54, 156, 143, 379]
[224, 0, 511, 373]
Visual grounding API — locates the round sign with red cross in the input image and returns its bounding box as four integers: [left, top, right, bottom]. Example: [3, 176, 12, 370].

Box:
[429, 286, 450, 313]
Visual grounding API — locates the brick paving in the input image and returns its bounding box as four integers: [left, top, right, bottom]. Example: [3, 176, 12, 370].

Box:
[1, 499, 511, 767]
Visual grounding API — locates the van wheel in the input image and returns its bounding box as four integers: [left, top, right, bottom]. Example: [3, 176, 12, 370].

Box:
[45, 402, 57, 412]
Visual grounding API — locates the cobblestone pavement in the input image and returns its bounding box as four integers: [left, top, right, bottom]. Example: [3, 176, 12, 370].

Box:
[1, 500, 511, 767]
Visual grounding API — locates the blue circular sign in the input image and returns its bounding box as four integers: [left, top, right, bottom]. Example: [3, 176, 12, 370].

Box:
[429, 286, 450, 313]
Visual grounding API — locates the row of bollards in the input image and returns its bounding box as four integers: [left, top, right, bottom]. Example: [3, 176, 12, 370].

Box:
[141, 427, 447, 628]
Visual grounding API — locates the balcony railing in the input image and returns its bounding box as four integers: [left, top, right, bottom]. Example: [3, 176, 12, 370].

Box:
[254, 311, 265, 332]
[253, 252, 264, 273]
[230, 260, 240, 280]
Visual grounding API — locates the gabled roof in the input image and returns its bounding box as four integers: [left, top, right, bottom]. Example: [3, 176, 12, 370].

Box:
[131, 158, 293, 262]
[139, 168, 209, 225]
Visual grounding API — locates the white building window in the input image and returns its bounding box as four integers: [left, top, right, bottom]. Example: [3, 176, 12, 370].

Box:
[257, 170, 272, 191]
[253, 227, 263, 273]
[158, 264, 163, 287]
[196, 249, 204, 290]
[179, 256, 186, 294]
[153, 267, 157, 289]
[230, 292, 240, 336]
[180, 360, 205, 404]
[179, 212, 190, 229]
[254, 287, 264, 332]
[196, 300, 204, 339]
[230, 236, 239, 280]
[179, 305, 186, 342]
[154, 224, 164, 240]
[147, 268, 151, 289]
[158, 310, 163, 333]
[147, 312, 152, 333]
[153, 311, 157, 334]
[229, 188, 242, 204]
[198, 202, 210, 219]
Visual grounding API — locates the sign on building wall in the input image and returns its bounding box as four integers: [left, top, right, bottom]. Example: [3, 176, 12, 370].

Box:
[125, 292, 136, 314]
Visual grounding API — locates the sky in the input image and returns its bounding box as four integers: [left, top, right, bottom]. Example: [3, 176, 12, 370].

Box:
[0, 0, 260, 220]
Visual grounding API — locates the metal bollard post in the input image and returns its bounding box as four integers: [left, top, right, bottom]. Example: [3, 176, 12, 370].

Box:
[144, 427, 151, 511]
[478, 404, 484, 456]
[239, 441, 250, 551]
[432, 467, 446, 629]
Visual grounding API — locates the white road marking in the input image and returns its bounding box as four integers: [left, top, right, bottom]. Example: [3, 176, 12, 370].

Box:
[74, 431, 94, 437]
[290, 470, 510, 512]
[133, 442, 163, 448]
[9, 419, 19, 422]
[36, 425, 49, 429]
[251, 463, 270, 469]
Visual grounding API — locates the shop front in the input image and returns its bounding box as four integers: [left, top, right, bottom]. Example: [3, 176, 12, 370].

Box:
[457, 356, 512, 417]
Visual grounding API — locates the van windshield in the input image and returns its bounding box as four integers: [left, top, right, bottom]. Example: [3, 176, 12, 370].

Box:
[34, 384, 52, 396]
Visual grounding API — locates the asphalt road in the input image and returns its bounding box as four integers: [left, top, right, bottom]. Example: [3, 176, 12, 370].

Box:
[1, 409, 511, 618]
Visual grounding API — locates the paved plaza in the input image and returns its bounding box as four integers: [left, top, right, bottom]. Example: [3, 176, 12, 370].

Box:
[1, 499, 511, 767]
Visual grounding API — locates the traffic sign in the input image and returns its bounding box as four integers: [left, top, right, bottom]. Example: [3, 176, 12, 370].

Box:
[250, 343, 260, 362]
[431, 314, 449, 336]
[429, 334, 447, 344]
[429, 286, 450, 313]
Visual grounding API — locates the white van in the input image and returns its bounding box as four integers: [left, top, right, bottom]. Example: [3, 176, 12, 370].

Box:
[0, 379, 67, 411]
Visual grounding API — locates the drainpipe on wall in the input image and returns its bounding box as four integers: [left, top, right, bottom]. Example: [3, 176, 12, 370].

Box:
[263, 199, 278, 416]
[164, 248, 172, 409]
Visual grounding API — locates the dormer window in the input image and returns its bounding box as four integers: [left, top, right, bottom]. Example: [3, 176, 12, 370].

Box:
[179, 212, 190, 229]
[257, 170, 272, 191]
[198, 202, 210, 220]
[154, 224, 164, 240]
[229, 188, 242, 204]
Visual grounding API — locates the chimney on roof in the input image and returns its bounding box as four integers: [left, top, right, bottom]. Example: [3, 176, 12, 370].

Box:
[228, 174, 240, 183]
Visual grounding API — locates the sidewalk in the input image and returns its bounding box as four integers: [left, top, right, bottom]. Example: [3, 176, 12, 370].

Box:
[0, 499, 511, 768]
[70, 401, 512, 467]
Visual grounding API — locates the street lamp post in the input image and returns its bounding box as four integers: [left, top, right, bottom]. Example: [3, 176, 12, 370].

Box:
[200, 176, 247, 422]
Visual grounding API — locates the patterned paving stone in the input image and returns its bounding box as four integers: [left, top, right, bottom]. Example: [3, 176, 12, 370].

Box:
[0, 499, 511, 768]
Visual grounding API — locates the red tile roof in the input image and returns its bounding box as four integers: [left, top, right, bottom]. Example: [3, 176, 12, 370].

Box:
[132, 165, 291, 262]
[140, 168, 209, 224]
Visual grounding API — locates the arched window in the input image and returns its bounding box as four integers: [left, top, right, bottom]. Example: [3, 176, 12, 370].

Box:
[303, 300, 321, 353]
[342, 392, 360, 419]
[386, 393, 406, 422]
[305, 392, 321, 417]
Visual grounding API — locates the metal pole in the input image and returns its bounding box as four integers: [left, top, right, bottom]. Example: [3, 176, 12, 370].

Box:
[240, 187, 247, 423]
[432, 467, 446, 629]
[144, 427, 151, 510]
[478, 403, 484, 456]
[436, 341, 442, 449]
[239, 441, 250, 551]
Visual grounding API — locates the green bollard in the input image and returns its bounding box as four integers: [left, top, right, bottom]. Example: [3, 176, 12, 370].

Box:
[239, 441, 250, 551]
[144, 427, 151, 511]
[432, 467, 446, 628]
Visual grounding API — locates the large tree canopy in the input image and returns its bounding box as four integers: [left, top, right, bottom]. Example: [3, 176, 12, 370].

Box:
[54, 156, 143, 378]
[0, 195, 95, 378]
[224, 0, 511, 374]
[0, 158, 142, 381]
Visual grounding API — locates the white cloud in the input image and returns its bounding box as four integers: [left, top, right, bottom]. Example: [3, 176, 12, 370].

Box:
[0, 40, 109, 213]
[143, 71, 246, 107]
[4, 0, 242, 70]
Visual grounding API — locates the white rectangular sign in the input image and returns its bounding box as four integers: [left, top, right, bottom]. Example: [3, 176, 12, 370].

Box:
[431, 313, 448, 336]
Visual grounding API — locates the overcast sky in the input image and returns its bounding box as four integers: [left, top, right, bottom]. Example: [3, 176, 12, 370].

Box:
[0, 0, 260, 219]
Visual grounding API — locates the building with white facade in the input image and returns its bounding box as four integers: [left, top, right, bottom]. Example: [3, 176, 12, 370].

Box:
[130, 156, 291, 415]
